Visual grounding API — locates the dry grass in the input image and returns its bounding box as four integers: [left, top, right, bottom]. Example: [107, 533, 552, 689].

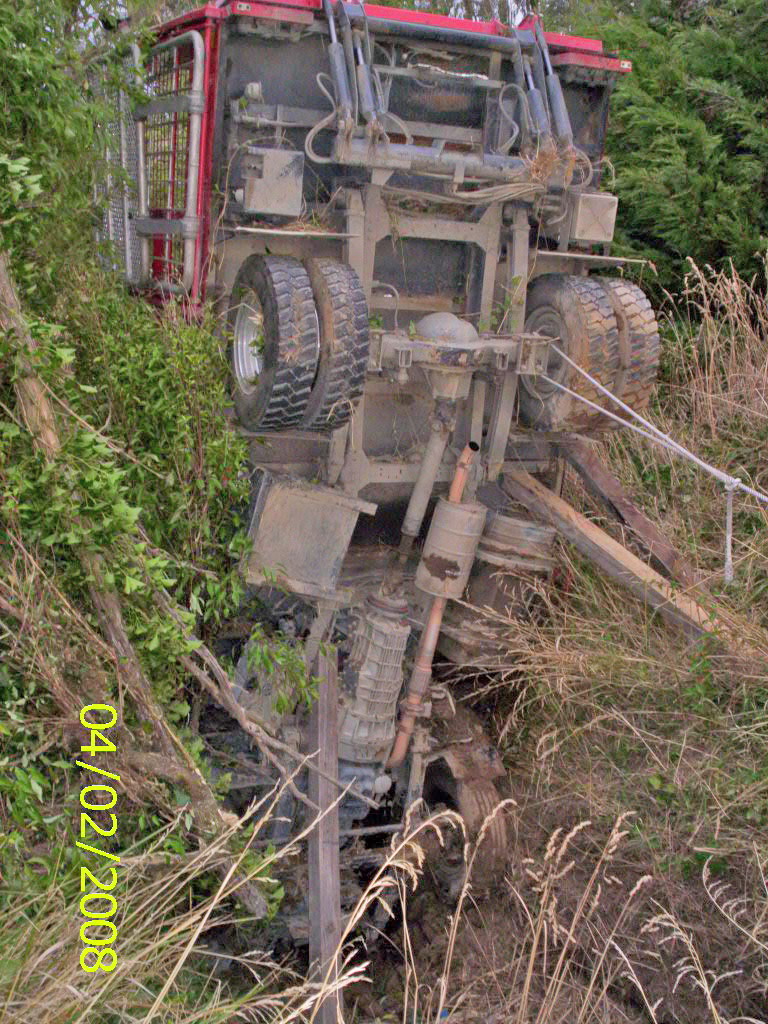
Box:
[0, 785, 358, 1024]
[4, 262, 768, 1022]
[666, 258, 768, 435]
[604, 259, 768, 606]
[361, 262, 768, 1022]
[360, 806, 767, 1022]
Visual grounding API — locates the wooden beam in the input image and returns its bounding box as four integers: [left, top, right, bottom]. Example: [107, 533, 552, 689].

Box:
[502, 469, 718, 640]
[558, 437, 701, 592]
[307, 651, 344, 1024]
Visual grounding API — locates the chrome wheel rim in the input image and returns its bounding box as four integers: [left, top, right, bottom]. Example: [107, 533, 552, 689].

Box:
[233, 293, 265, 396]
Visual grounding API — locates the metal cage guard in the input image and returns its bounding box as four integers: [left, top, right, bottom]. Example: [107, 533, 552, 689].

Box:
[133, 30, 206, 294]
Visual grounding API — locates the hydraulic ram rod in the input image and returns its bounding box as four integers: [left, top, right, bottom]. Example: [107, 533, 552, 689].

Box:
[386, 442, 480, 770]
[322, 0, 354, 129]
[534, 19, 574, 148]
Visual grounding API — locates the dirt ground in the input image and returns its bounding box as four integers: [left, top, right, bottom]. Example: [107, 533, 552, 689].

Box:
[346, 766, 767, 1024]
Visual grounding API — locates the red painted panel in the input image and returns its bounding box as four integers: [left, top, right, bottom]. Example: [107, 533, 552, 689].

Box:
[363, 3, 505, 35]
[517, 15, 604, 54]
[157, 5, 226, 37]
[227, 0, 315, 23]
[551, 51, 632, 74]
[156, 1, 613, 64]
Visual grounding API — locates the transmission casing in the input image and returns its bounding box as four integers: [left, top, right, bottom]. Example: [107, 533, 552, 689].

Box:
[338, 599, 411, 763]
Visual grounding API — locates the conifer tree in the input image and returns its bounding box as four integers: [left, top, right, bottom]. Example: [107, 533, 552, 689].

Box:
[575, 0, 768, 290]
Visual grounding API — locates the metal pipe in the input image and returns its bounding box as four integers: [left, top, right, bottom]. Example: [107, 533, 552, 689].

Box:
[447, 442, 478, 502]
[131, 43, 150, 283]
[380, 408, 452, 596]
[147, 31, 206, 293]
[534, 20, 573, 148]
[386, 442, 479, 769]
[322, 0, 354, 129]
[357, 13, 535, 59]
[337, 135, 528, 181]
[524, 59, 551, 146]
[401, 416, 452, 541]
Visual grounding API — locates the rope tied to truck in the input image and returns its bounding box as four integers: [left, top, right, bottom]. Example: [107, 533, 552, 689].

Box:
[536, 342, 768, 586]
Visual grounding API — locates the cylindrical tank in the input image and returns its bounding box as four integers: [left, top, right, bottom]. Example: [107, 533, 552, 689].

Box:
[468, 511, 556, 618]
[415, 498, 486, 599]
[476, 512, 556, 574]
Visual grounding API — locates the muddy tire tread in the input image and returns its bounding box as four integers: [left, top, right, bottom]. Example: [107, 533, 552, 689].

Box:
[302, 258, 369, 431]
[519, 274, 620, 433]
[601, 278, 661, 416]
[229, 255, 319, 431]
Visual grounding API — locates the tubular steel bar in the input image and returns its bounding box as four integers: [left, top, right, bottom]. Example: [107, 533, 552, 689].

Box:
[130, 43, 151, 283]
[387, 442, 479, 769]
[136, 30, 205, 293]
[349, 8, 534, 59]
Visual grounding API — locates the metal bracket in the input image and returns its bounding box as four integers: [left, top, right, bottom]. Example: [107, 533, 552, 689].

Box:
[516, 334, 550, 376]
[134, 91, 205, 120]
[133, 216, 200, 240]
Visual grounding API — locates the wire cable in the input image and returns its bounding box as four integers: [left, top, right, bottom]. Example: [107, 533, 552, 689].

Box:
[532, 343, 768, 584]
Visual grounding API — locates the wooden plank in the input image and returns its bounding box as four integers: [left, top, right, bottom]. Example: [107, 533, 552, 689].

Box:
[558, 437, 701, 592]
[307, 651, 344, 1024]
[503, 469, 718, 640]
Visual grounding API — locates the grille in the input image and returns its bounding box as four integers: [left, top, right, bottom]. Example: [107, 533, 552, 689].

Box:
[94, 61, 142, 285]
[143, 42, 195, 286]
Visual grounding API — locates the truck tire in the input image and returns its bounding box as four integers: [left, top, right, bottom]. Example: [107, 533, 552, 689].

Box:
[423, 763, 508, 896]
[600, 278, 661, 415]
[228, 255, 319, 431]
[518, 274, 620, 433]
[302, 259, 369, 431]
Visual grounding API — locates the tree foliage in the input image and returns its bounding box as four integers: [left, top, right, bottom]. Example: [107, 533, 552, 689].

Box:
[574, 0, 768, 290]
[0, 0, 264, 899]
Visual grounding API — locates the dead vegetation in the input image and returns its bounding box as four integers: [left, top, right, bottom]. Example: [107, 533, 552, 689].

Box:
[356, 262, 768, 1022]
[3, 249, 768, 1023]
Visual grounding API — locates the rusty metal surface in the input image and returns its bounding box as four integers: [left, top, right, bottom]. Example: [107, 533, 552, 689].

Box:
[428, 699, 506, 784]
[415, 499, 486, 598]
[243, 470, 376, 598]
[476, 511, 556, 574]
[424, 700, 510, 890]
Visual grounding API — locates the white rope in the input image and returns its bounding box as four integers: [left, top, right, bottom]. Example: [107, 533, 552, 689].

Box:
[535, 343, 768, 585]
[548, 343, 768, 504]
[724, 481, 737, 585]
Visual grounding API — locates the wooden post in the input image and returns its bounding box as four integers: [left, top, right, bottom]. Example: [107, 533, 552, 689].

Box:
[308, 651, 344, 1024]
[558, 437, 701, 591]
[503, 469, 719, 640]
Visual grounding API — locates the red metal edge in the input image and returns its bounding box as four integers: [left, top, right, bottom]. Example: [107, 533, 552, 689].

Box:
[362, 4, 506, 36]
[550, 52, 632, 74]
[156, 4, 227, 36]
[215, 0, 507, 35]
[187, 0, 612, 58]
[157, 1, 617, 64]
[517, 14, 604, 55]
[227, 0, 314, 23]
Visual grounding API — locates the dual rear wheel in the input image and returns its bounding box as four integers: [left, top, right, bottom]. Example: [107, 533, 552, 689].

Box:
[518, 274, 661, 433]
[228, 255, 369, 433]
[228, 261, 660, 437]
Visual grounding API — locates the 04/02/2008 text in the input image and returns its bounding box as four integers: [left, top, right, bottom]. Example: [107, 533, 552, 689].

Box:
[75, 703, 121, 974]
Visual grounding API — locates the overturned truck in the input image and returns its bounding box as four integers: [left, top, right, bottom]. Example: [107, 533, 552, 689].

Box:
[103, 0, 663, 911]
